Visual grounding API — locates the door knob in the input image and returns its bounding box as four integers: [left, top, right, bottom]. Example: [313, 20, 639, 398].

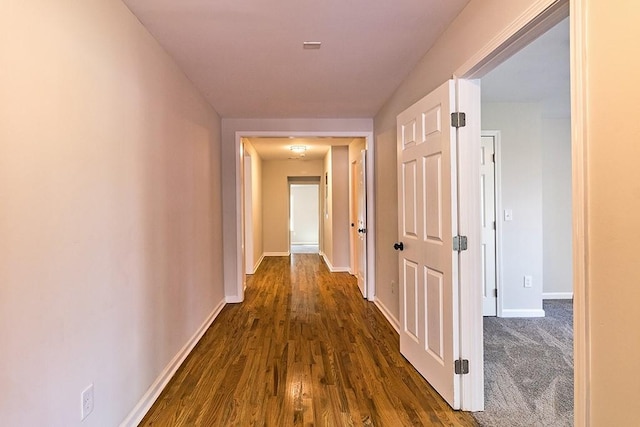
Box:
[358, 228, 366, 233]
[393, 242, 404, 251]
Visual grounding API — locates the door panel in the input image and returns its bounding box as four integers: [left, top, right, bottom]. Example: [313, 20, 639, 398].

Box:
[424, 154, 443, 242]
[403, 259, 419, 341]
[402, 160, 418, 238]
[425, 267, 444, 361]
[397, 80, 459, 409]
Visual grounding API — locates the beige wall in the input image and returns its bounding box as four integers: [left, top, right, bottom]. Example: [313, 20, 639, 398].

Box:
[585, 0, 640, 422]
[331, 147, 351, 269]
[541, 117, 572, 296]
[373, 0, 543, 322]
[0, 0, 224, 425]
[262, 159, 323, 254]
[321, 146, 350, 270]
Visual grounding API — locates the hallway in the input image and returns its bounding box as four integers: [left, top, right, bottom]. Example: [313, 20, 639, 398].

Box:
[141, 255, 477, 426]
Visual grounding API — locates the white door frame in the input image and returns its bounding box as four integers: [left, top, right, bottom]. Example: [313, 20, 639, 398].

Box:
[453, 0, 588, 421]
[243, 153, 254, 274]
[288, 180, 321, 248]
[232, 130, 376, 304]
[481, 131, 503, 317]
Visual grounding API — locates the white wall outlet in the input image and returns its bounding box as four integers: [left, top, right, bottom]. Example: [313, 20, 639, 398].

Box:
[523, 275, 533, 288]
[81, 384, 94, 420]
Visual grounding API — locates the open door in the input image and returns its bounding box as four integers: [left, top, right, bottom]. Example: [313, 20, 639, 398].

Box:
[355, 150, 367, 298]
[395, 80, 460, 409]
[480, 134, 498, 316]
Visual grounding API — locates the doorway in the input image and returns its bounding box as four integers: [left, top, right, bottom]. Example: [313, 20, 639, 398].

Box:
[232, 131, 376, 304]
[392, 0, 575, 413]
[475, 15, 574, 425]
[289, 181, 320, 254]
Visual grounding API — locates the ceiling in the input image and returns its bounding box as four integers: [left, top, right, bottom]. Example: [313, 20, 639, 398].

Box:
[481, 17, 570, 118]
[121, 0, 469, 118]
[246, 137, 357, 161]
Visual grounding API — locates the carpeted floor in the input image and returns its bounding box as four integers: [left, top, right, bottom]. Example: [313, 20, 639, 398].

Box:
[473, 300, 573, 427]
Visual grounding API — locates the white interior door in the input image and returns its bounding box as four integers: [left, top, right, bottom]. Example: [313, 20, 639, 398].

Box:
[396, 80, 459, 409]
[480, 135, 497, 316]
[355, 150, 367, 298]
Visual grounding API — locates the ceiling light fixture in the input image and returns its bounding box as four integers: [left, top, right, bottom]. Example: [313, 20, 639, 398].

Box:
[303, 41, 321, 50]
[290, 145, 307, 153]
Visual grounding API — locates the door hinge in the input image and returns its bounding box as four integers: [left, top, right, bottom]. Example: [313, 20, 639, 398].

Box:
[453, 235, 468, 252]
[492, 153, 496, 163]
[451, 112, 466, 128]
[455, 359, 470, 375]
[493, 221, 496, 230]
[494, 288, 498, 298]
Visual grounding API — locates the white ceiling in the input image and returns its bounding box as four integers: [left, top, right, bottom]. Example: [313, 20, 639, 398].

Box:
[246, 137, 356, 161]
[481, 17, 570, 118]
[121, 0, 469, 118]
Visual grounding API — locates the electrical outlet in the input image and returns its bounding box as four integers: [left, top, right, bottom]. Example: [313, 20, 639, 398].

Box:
[523, 275, 533, 288]
[81, 384, 94, 420]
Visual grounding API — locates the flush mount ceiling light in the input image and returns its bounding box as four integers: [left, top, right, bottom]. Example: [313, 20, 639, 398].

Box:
[303, 41, 321, 50]
[290, 145, 307, 153]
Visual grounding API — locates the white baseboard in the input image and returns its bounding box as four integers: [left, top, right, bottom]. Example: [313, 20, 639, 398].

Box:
[542, 292, 573, 300]
[246, 254, 265, 275]
[291, 242, 319, 245]
[374, 298, 400, 333]
[320, 253, 350, 272]
[264, 251, 290, 257]
[501, 308, 546, 318]
[119, 299, 226, 427]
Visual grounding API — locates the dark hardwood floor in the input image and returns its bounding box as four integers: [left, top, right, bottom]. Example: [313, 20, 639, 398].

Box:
[140, 254, 477, 426]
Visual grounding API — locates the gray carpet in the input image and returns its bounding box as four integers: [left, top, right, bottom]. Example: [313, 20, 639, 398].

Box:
[473, 300, 573, 427]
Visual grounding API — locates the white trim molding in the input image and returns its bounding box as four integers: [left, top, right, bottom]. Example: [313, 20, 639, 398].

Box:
[543, 292, 574, 300]
[120, 299, 227, 427]
[570, 0, 589, 424]
[320, 253, 350, 273]
[374, 299, 400, 333]
[263, 252, 291, 257]
[455, 0, 569, 79]
[501, 308, 546, 318]
[246, 254, 265, 275]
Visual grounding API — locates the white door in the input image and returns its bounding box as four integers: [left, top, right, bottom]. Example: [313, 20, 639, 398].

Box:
[396, 80, 459, 409]
[480, 135, 497, 316]
[355, 150, 367, 298]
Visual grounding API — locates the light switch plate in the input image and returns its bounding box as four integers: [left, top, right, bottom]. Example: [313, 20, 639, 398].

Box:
[504, 209, 513, 221]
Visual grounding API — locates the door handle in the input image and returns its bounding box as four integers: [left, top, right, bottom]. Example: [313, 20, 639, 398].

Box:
[393, 242, 404, 251]
[358, 228, 366, 233]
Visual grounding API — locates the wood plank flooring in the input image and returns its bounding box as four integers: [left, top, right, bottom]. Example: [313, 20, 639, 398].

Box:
[140, 254, 477, 426]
